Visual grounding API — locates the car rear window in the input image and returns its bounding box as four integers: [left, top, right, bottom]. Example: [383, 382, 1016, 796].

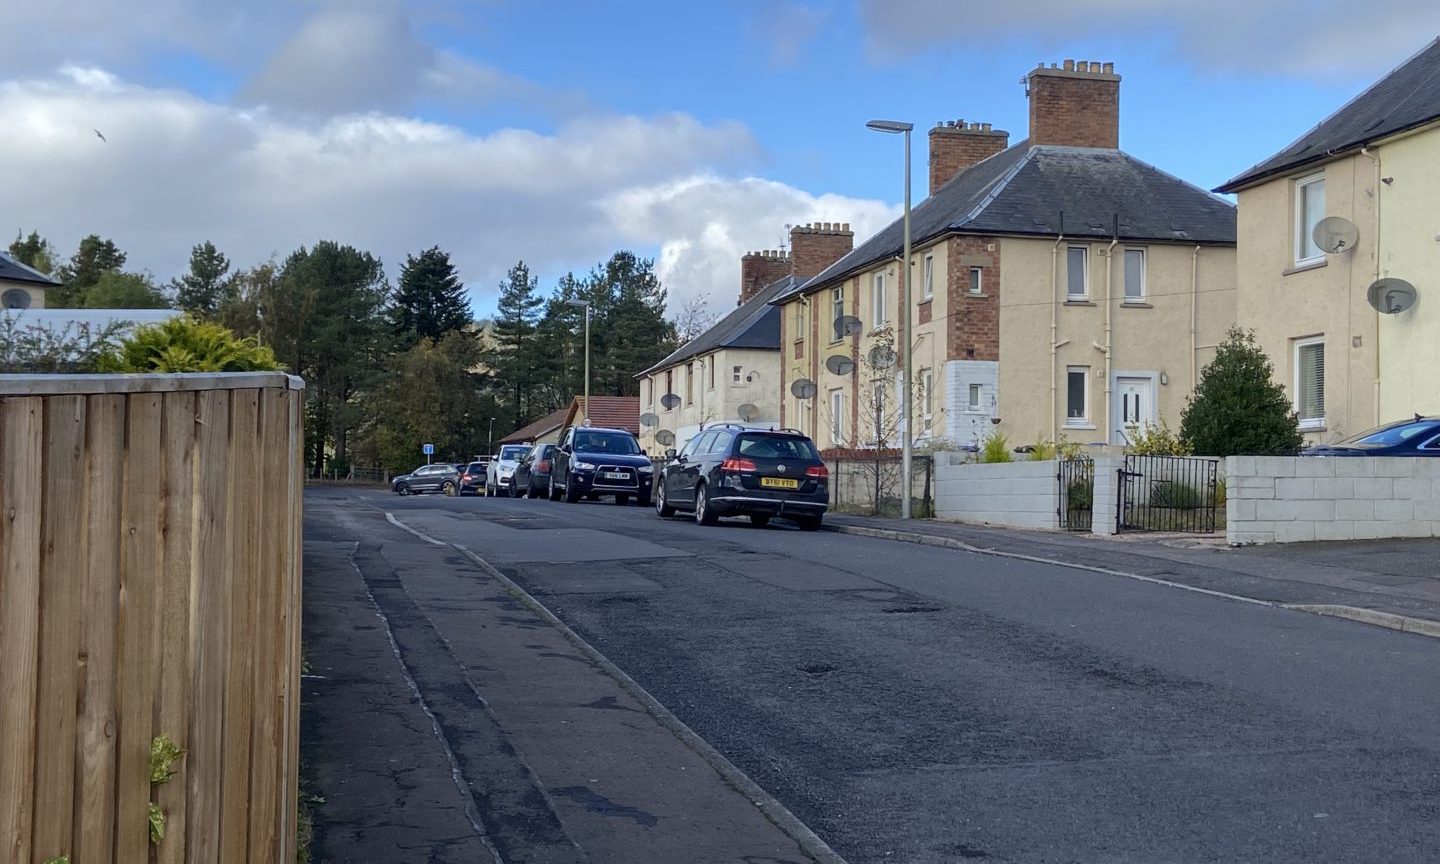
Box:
[466, 462, 485, 473]
[735, 433, 819, 461]
[499, 445, 529, 460]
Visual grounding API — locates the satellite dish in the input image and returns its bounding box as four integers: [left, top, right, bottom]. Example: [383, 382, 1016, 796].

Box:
[790, 378, 817, 400]
[1, 288, 31, 309]
[868, 345, 897, 370]
[824, 354, 856, 376]
[660, 393, 681, 409]
[639, 412, 659, 427]
[655, 429, 675, 446]
[1313, 216, 1359, 254]
[1367, 278, 1418, 315]
[833, 315, 863, 340]
[737, 403, 760, 422]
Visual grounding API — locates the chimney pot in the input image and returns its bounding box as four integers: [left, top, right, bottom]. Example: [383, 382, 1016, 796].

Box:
[1103, 62, 1114, 74]
[1063, 59, 1075, 71]
[982, 122, 992, 131]
[842, 223, 850, 231]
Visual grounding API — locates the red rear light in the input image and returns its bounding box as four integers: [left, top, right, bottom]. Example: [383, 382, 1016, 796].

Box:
[806, 464, 829, 479]
[537, 459, 551, 472]
[721, 457, 757, 472]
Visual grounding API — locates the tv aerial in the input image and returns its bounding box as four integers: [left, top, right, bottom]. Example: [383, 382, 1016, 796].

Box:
[825, 354, 856, 376]
[1313, 216, 1359, 254]
[1367, 277, 1417, 314]
[660, 393, 682, 410]
[737, 403, 761, 422]
[639, 412, 659, 428]
[868, 344, 897, 370]
[833, 315, 863, 340]
[790, 378, 817, 400]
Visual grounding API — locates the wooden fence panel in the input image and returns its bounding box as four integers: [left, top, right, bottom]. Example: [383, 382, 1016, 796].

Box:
[0, 373, 303, 864]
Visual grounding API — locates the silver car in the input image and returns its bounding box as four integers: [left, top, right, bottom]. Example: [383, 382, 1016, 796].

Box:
[484, 444, 532, 497]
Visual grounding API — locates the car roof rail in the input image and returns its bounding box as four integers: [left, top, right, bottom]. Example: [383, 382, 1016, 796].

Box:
[702, 421, 750, 431]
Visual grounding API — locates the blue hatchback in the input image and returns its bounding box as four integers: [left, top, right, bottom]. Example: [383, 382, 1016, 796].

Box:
[1301, 417, 1440, 456]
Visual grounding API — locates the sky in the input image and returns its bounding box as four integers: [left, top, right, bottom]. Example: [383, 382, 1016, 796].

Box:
[3, 1, 1437, 320]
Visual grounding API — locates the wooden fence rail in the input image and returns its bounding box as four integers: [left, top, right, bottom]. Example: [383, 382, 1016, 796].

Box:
[0, 373, 304, 864]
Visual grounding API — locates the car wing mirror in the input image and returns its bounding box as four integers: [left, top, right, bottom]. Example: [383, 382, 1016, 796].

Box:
[664, 448, 677, 460]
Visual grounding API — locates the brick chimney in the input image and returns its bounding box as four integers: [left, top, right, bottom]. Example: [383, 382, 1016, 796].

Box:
[1026, 60, 1120, 149]
[928, 121, 1009, 194]
[789, 222, 854, 279]
[739, 249, 793, 305]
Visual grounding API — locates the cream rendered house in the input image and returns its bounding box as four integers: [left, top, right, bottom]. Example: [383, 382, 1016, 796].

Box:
[775, 60, 1237, 452]
[1216, 37, 1440, 440]
[0, 252, 56, 309]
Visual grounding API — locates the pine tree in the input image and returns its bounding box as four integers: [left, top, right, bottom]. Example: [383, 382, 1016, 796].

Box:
[489, 261, 544, 423]
[8, 230, 56, 274]
[173, 241, 232, 317]
[390, 246, 471, 347]
[588, 251, 676, 397]
[1180, 326, 1303, 456]
[54, 235, 128, 307]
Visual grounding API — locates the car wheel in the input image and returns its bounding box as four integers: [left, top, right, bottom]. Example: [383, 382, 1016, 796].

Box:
[749, 514, 771, 528]
[442, 480, 456, 497]
[395, 482, 410, 496]
[564, 478, 581, 503]
[615, 494, 629, 506]
[548, 475, 561, 501]
[796, 514, 822, 531]
[694, 483, 718, 526]
[655, 482, 675, 517]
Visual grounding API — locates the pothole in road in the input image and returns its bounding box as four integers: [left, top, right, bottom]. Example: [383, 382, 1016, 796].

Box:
[881, 604, 944, 614]
[797, 662, 837, 676]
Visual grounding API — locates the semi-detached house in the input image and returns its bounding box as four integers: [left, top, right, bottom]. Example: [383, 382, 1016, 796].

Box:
[773, 60, 1237, 452]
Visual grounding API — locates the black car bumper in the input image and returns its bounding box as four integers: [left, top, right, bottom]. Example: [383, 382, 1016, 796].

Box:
[568, 467, 653, 497]
[709, 494, 827, 517]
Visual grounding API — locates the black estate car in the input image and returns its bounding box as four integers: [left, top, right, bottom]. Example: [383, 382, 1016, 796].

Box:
[548, 425, 654, 505]
[654, 424, 827, 529]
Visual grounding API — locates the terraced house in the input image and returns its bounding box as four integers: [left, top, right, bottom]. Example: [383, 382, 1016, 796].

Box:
[1215, 37, 1440, 442]
[773, 60, 1237, 451]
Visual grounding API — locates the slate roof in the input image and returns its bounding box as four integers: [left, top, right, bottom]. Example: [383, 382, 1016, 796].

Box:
[777, 142, 1236, 300]
[638, 275, 797, 377]
[498, 406, 568, 444]
[0, 252, 60, 286]
[1217, 38, 1440, 193]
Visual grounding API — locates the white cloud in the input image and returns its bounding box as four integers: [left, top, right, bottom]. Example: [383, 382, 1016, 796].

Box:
[0, 67, 888, 320]
[858, 0, 1440, 78]
[756, 2, 830, 67]
[607, 175, 897, 313]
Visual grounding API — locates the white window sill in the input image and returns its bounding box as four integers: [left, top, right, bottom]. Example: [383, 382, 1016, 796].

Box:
[1065, 298, 1094, 306]
[1121, 300, 1151, 308]
[1298, 420, 1326, 431]
[1063, 422, 1096, 430]
[1284, 259, 1327, 276]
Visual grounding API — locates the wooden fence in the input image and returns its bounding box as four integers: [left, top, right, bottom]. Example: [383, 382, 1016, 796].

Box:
[0, 372, 305, 864]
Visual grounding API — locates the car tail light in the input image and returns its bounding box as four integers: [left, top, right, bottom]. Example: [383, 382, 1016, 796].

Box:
[537, 459, 551, 472]
[721, 457, 757, 472]
[806, 464, 829, 479]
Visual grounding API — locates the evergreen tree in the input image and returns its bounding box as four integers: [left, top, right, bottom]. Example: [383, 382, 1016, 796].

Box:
[488, 261, 544, 423]
[390, 246, 471, 347]
[1180, 326, 1303, 456]
[8, 230, 56, 274]
[83, 271, 170, 309]
[54, 235, 128, 307]
[587, 251, 676, 397]
[173, 241, 232, 317]
[364, 331, 491, 471]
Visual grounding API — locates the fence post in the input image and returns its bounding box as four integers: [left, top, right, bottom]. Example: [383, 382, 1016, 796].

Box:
[1091, 456, 1123, 536]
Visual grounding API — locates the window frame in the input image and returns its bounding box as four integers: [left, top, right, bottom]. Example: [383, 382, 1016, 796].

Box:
[663, 370, 673, 411]
[1064, 365, 1090, 427]
[920, 367, 934, 420]
[1066, 246, 1089, 301]
[967, 383, 982, 413]
[708, 357, 716, 390]
[732, 364, 742, 385]
[685, 363, 694, 405]
[829, 388, 845, 443]
[922, 255, 934, 300]
[831, 286, 845, 341]
[968, 266, 983, 296]
[871, 272, 888, 327]
[1293, 336, 1326, 430]
[1123, 247, 1146, 302]
[1294, 173, 1326, 266]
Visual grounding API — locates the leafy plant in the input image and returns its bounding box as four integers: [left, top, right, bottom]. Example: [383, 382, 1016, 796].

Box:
[148, 734, 184, 846]
[1180, 326, 1304, 456]
[1151, 481, 1203, 509]
[1028, 439, 1057, 461]
[42, 857, 70, 864]
[979, 431, 1012, 463]
[1066, 476, 1093, 511]
[1126, 420, 1190, 456]
[0, 316, 125, 373]
[149, 802, 166, 844]
[99, 316, 281, 373]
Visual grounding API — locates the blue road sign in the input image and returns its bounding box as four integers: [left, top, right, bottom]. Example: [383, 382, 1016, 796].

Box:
[422, 443, 435, 455]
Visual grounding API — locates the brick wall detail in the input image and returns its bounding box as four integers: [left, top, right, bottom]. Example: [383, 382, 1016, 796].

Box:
[1027, 60, 1120, 149]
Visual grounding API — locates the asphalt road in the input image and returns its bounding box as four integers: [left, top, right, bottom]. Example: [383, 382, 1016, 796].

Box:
[321, 485, 1440, 863]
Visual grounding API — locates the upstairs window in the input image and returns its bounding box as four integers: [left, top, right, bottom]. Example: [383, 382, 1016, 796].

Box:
[831, 286, 845, 339]
[922, 255, 934, 300]
[872, 273, 888, 326]
[969, 266, 983, 296]
[732, 365, 742, 385]
[1124, 248, 1146, 301]
[1295, 173, 1326, 265]
[1066, 247, 1089, 300]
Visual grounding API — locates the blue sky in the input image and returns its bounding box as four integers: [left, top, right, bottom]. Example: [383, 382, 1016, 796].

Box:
[2, 1, 1435, 318]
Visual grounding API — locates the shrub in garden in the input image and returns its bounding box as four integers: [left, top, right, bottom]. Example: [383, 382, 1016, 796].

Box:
[979, 431, 1012, 463]
[99, 316, 281, 373]
[1180, 326, 1303, 456]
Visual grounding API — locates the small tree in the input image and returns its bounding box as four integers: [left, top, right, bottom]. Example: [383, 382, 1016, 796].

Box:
[99, 317, 281, 372]
[1180, 327, 1303, 456]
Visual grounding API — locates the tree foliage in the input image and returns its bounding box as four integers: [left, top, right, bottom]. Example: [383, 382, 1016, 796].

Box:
[83, 271, 170, 309]
[54, 235, 128, 307]
[1180, 326, 1303, 456]
[99, 317, 279, 373]
[173, 241, 232, 317]
[363, 331, 491, 471]
[9, 230, 56, 274]
[488, 261, 544, 427]
[390, 246, 471, 348]
[0, 316, 124, 372]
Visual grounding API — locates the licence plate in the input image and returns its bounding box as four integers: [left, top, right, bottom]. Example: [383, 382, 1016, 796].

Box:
[602, 471, 629, 480]
[761, 477, 799, 489]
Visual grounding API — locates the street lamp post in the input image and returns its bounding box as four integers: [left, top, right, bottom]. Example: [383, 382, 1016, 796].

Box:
[565, 299, 592, 423]
[487, 417, 495, 455]
[866, 119, 914, 519]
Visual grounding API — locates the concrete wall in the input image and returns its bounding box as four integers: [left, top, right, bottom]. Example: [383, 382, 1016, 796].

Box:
[934, 456, 1058, 530]
[1225, 455, 1440, 545]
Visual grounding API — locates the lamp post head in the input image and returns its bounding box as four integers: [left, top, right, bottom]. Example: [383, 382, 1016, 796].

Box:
[565, 299, 589, 309]
[866, 120, 913, 134]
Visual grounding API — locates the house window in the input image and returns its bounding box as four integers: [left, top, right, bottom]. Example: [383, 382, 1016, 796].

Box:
[732, 365, 742, 385]
[643, 378, 652, 407]
[685, 364, 693, 405]
[1294, 337, 1325, 429]
[1065, 366, 1089, 425]
[870, 381, 888, 444]
[708, 358, 715, 390]
[829, 388, 845, 443]
[831, 286, 845, 340]
[920, 368, 934, 419]
[1295, 173, 1326, 265]
[872, 273, 887, 326]
[1124, 248, 1146, 301]
[793, 301, 805, 338]
[922, 255, 934, 300]
[664, 370, 673, 410]
[1066, 247, 1088, 300]
[969, 266, 983, 295]
[967, 383, 982, 412]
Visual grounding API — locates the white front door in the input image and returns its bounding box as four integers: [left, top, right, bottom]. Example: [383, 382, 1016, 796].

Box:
[1113, 376, 1156, 445]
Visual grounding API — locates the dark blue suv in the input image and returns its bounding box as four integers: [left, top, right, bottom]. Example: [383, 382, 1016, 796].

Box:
[548, 425, 654, 505]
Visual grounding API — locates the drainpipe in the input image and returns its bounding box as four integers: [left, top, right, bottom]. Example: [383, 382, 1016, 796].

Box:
[1050, 231, 1064, 437]
[1104, 230, 1118, 439]
[1190, 245, 1200, 387]
[1361, 145, 1382, 425]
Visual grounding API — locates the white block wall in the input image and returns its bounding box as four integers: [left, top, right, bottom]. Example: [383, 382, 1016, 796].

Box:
[1226, 456, 1440, 545]
[935, 458, 1058, 530]
[945, 359, 998, 446]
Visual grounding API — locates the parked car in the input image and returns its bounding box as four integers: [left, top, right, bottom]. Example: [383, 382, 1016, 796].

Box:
[458, 461, 488, 495]
[1301, 416, 1440, 456]
[392, 462, 460, 496]
[549, 425, 653, 505]
[485, 444, 533, 496]
[654, 424, 827, 529]
[511, 443, 557, 498]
